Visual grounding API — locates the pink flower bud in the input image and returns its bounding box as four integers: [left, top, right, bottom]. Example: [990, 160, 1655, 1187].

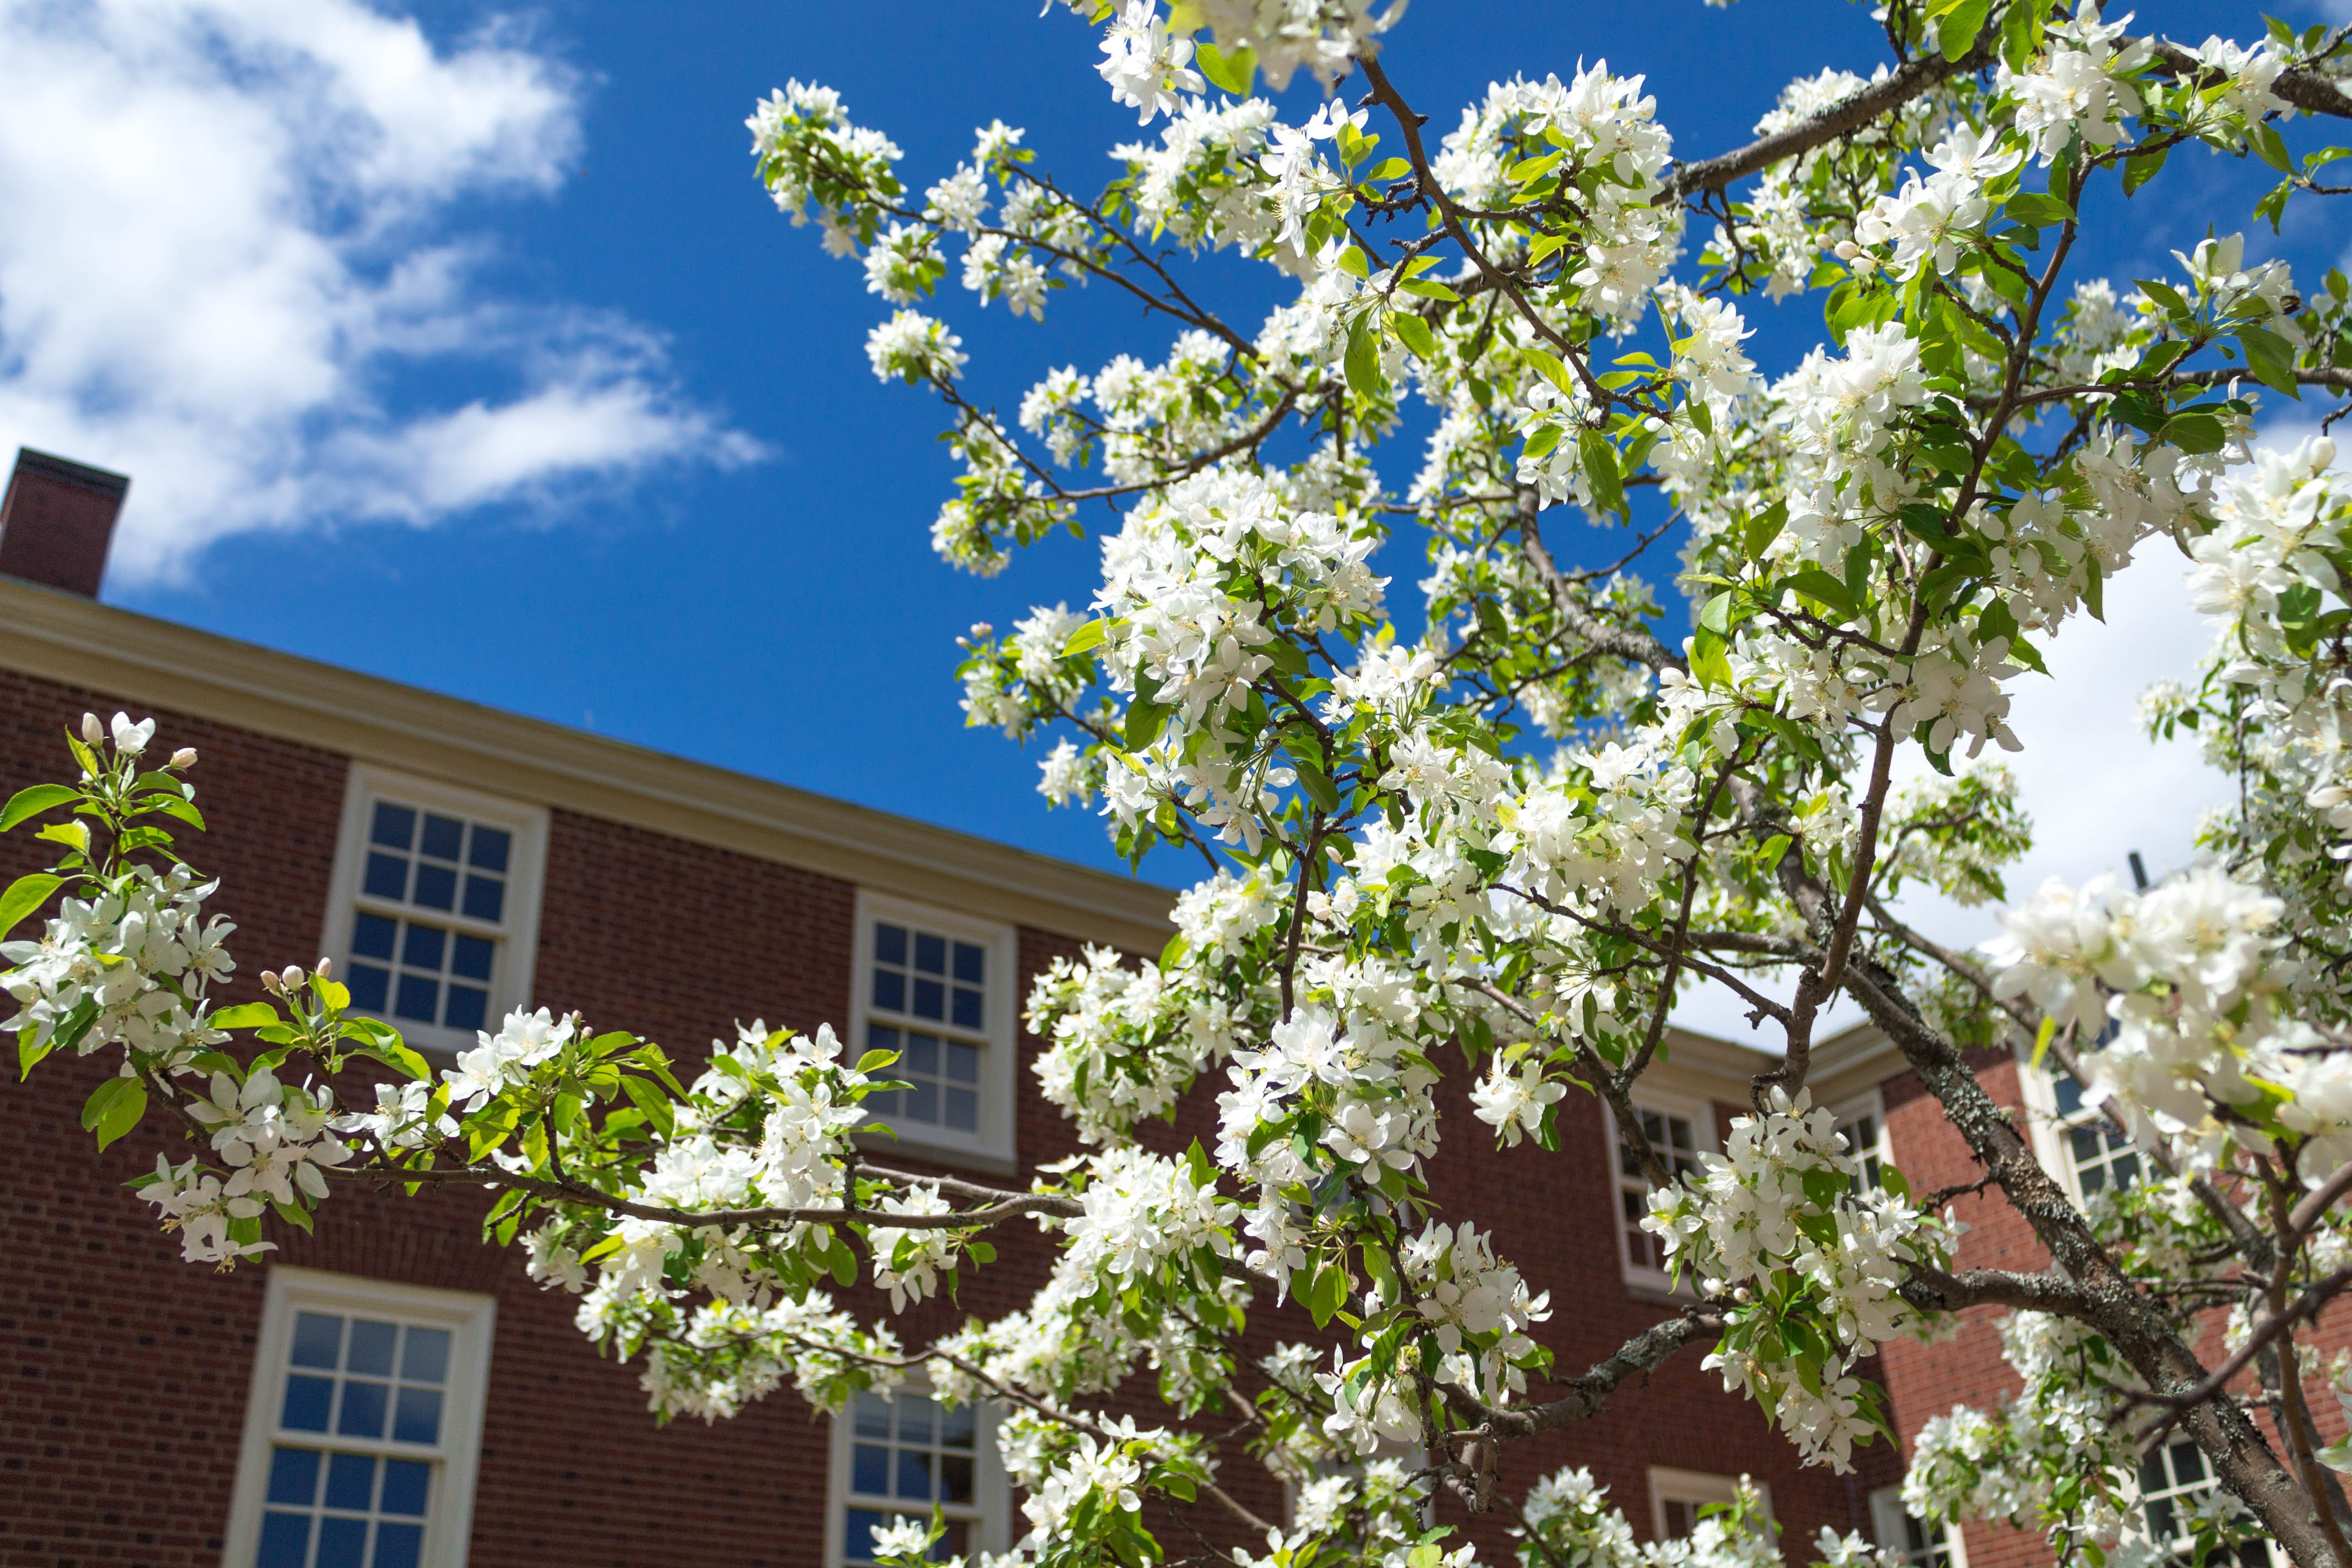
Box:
[170, 748, 198, 769]
[80, 713, 102, 744]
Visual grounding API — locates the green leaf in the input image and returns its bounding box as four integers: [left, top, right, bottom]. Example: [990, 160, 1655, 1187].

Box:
[2236, 326, 2301, 399]
[1934, 0, 1991, 58]
[35, 820, 89, 854]
[2031, 1015, 2057, 1071]
[1293, 755, 1341, 813]
[1124, 699, 1172, 750]
[1063, 618, 1110, 656]
[1744, 501, 1788, 558]
[0, 784, 81, 832]
[210, 1002, 283, 1031]
[1689, 625, 1735, 690]
[620, 1074, 677, 1138]
[2122, 146, 2168, 197]
[1396, 278, 1460, 301]
[361, 1039, 433, 1083]
[1578, 430, 1623, 515]
[1159, 932, 1190, 971]
[20, 1028, 52, 1081]
[1194, 40, 1255, 96]
[0, 872, 64, 938]
[2155, 411, 2227, 455]
[1388, 309, 1438, 362]
[83, 1074, 149, 1150]
[2004, 191, 2075, 227]
[1785, 568, 1859, 619]
[2254, 121, 2294, 174]
[1344, 309, 1383, 403]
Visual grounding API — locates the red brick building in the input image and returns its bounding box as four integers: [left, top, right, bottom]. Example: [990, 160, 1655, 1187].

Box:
[0, 445, 2300, 1568]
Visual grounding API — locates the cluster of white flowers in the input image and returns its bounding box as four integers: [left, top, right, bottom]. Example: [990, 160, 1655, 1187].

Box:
[2, 858, 233, 1069]
[1026, 945, 1225, 1144]
[1995, 3, 2153, 165]
[1851, 128, 2021, 281]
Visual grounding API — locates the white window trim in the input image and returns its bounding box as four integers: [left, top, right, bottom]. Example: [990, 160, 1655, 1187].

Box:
[221, 1266, 497, 1568]
[1648, 1467, 1772, 1542]
[1607, 1092, 1718, 1298]
[320, 764, 549, 1056]
[824, 1381, 1011, 1568]
[1830, 1087, 1892, 1187]
[2014, 1047, 2152, 1207]
[848, 890, 1019, 1174]
[1870, 1483, 1969, 1568]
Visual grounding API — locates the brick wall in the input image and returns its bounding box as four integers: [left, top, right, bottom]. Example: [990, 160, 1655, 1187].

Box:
[0, 666, 1914, 1566]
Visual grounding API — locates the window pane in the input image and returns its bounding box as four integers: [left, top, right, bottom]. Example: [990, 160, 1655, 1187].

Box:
[914, 932, 946, 974]
[410, 864, 456, 912]
[337, 1379, 389, 1439]
[461, 875, 504, 923]
[868, 1025, 900, 1059]
[900, 1397, 934, 1443]
[854, 1392, 894, 1438]
[419, 814, 464, 862]
[347, 964, 390, 1012]
[853, 1444, 890, 1495]
[443, 986, 487, 1033]
[374, 1521, 424, 1568]
[896, 1447, 933, 1499]
[315, 1514, 367, 1568]
[351, 913, 398, 962]
[282, 1374, 334, 1432]
[370, 803, 416, 851]
[450, 935, 494, 982]
[912, 978, 945, 1021]
[363, 853, 409, 902]
[874, 924, 908, 966]
[393, 974, 439, 1023]
[865, 1088, 899, 1117]
[846, 1509, 886, 1562]
[905, 1034, 938, 1077]
[945, 1043, 979, 1085]
[467, 825, 510, 873]
[400, 925, 445, 972]
[945, 1089, 977, 1133]
[873, 970, 905, 1012]
[380, 1458, 431, 1516]
[354, 1319, 404, 1378]
[257, 1511, 313, 1568]
[939, 1403, 975, 1449]
[291, 1313, 344, 1370]
[266, 1446, 322, 1506]
[401, 1327, 450, 1385]
[393, 1386, 443, 1445]
[940, 1453, 974, 1505]
[951, 988, 982, 1031]
[904, 1080, 937, 1124]
[324, 1450, 375, 1511]
[952, 942, 984, 986]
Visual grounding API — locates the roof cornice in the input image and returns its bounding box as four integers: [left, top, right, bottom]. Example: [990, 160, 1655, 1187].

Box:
[0, 577, 1177, 952]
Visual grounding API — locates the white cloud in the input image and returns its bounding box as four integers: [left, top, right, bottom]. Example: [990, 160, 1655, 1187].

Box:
[0, 0, 761, 581]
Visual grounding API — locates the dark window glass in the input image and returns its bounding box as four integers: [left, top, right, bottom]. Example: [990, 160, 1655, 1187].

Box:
[905, 1081, 937, 1123]
[399, 926, 445, 973]
[875, 924, 908, 966]
[467, 826, 510, 873]
[905, 1035, 938, 1076]
[364, 853, 409, 902]
[853, 1445, 889, 1495]
[897, 1446, 933, 1499]
[314, 1514, 366, 1568]
[945, 1043, 979, 1085]
[846, 1509, 885, 1562]
[914, 932, 946, 974]
[869, 1024, 900, 1058]
[419, 814, 464, 862]
[282, 1375, 334, 1431]
[450, 935, 494, 982]
[323, 1451, 375, 1511]
[872, 970, 905, 1012]
[291, 1313, 343, 1369]
[375, 1522, 425, 1568]
[394, 974, 439, 1023]
[393, 1386, 443, 1445]
[952, 941, 984, 985]
[865, 1088, 899, 1116]
[347, 1320, 398, 1376]
[347, 964, 389, 1012]
[370, 804, 416, 851]
[2054, 1073, 2088, 1117]
[945, 1089, 978, 1133]
[912, 978, 945, 1020]
[266, 1446, 321, 1506]
[256, 1511, 312, 1568]
[941, 1452, 974, 1504]
[410, 864, 456, 912]
[461, 875, 504, 923]
[443, 986, 487, 1033]
[336, 1379, 388, 1440]
[951, 988, 983, 1030]
[401, 1327, 450, 1385]
[380, 1458, 431, 1516]
[351, 914, 398, 961]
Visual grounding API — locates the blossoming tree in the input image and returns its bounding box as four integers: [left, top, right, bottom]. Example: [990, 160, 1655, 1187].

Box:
[15, 3, 2352, 1565]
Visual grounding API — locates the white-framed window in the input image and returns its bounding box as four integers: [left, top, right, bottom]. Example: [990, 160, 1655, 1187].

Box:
[1833, 1090, 1891, 1194]
[1871, 1484, 1967, 1568]
[222, 1267, 496, 1568]
[850, 892, 1017, 1172]
[2135, 1436, 2277, 1568]
[826, 1384, 1010, 1567]
[323, 765, 548, 1055]
[1611, 1096, 1714, 1294]
[2018, 1049, 2148, 1205]
[1648, 1467, 1771, 1543]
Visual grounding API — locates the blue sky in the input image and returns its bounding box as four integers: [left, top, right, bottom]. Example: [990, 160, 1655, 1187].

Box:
[1, 0, 2341, 912]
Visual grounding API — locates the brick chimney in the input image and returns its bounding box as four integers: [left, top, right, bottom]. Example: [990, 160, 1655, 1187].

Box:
[0, 448, 129, 598]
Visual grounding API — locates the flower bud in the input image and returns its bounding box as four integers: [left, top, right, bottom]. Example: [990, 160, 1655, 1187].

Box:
[170, 748, 198, 769]
[282, 965, 306, 989]
[80, 712, 102, 744]
[1832, 240, 1861, 261]
[260, 971, 282, 992]
[315, 956, 333, 979]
